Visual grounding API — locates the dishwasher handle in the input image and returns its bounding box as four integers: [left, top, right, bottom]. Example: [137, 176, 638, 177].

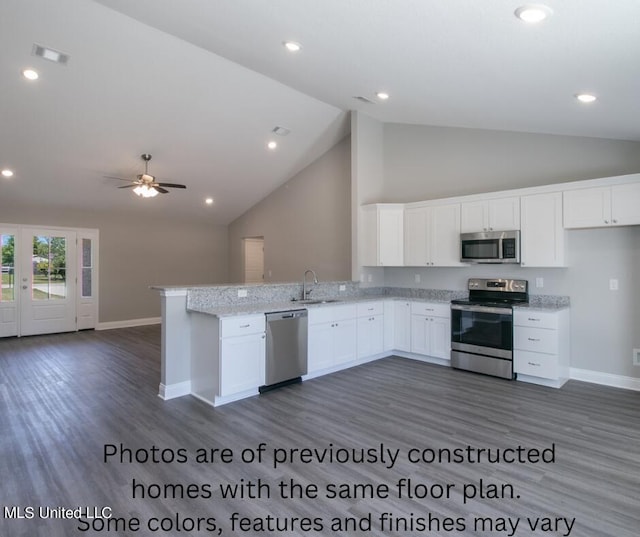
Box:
[266, 309, 308, 321]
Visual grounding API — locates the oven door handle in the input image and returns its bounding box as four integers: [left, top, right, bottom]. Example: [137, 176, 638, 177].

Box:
[451, 304, 513, 315]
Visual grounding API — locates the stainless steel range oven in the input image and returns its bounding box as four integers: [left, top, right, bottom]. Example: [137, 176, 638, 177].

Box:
[451, 278, 528, 379]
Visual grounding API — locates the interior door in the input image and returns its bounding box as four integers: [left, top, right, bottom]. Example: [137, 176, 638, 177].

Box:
[20, 228, 77, 336]
[243, 237, 264, 283]
[0, 226, 18, 337]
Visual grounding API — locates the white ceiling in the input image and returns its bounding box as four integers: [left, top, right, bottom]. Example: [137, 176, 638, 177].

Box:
[2, 0, 639, 224]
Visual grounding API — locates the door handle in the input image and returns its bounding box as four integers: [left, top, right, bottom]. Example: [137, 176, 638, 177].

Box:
[22, 285, 28, 290]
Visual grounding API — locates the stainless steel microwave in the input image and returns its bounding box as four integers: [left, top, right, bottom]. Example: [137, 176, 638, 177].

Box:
[460, 230, 520, 264]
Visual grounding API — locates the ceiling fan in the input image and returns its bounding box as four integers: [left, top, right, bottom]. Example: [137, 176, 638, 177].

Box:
[106, 154, 186, 198]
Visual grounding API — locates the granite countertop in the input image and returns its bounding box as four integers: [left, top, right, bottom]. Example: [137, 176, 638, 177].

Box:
[188, 293, 568, 318]
[188, 295, 386, 317]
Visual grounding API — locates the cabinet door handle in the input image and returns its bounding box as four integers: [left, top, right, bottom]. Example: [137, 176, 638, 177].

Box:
[527, 361, 541, 367]
[528, 317, 540, 322]
[240, 324, 250, 328]
[527, 337, 540, 342]
[613, 219, 618, 224]
[604, 220, 609, 224]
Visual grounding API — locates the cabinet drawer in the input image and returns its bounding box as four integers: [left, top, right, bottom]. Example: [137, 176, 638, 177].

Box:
[515, 350, 559, 379]
[308, 303, 357, 325]
[220, 314, 265, 338]
[331, 304, 358, 321]
[357, 301, 384, 317]
[514, 327, 558, 354]
[514, 309, 558, 330]
[411, 301, 450, 318]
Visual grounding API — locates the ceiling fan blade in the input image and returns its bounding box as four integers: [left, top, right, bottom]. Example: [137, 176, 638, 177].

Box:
[104, 175, 133, 182]
[117, 184, 137, 189]
[156, 182, 187, 189]
[154, 186, 170, 194]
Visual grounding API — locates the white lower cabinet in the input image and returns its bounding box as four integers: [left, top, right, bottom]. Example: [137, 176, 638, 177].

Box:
[191, 313, 266, 406]
[514, 308, 570, 388]
[307, 304, 357, 373]
[219, 332, 265, 397]
[393, 300, 412, 352]
[409, 302, 451, 360]
[357, 301, 384, 359]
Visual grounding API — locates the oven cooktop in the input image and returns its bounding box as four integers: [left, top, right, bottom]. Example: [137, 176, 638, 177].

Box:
[454, 278, 529, 306]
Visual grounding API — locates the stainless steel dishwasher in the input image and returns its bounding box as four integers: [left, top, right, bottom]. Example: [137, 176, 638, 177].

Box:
[260, 309, 308, 392]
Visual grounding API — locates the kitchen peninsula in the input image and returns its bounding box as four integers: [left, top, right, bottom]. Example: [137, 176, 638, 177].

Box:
[154, 281, 569, 407]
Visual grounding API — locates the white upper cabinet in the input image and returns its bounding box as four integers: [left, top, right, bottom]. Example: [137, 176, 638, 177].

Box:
[361, 204, 404, 266]
[460, 197, 520, 233]
[404, 203, 463, 266]
[563, 183, 640, 228]
[520, 192, 566, 267]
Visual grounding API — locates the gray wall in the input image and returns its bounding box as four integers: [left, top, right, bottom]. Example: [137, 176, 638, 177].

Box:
[227, 136, 351, 284]
[382, 123, 640, 202]
[373, 120, 640, 378]
[0, 206, 228, 323]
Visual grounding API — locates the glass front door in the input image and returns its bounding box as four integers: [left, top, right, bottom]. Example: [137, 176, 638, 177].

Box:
[20, 228, 77, 336]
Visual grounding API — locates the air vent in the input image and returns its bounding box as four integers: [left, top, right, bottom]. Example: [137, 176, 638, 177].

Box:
[272, 126, 291, 136]
[32, 44, 70, 65]
[353, 96, 375, 104]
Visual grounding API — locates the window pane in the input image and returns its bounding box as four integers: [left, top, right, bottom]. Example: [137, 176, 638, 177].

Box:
[82, 268, 92, 298]
[81, 238, 93, 297]
[82, 238, 92, 268]
[32, 235, 67, 300]
[1, 234, 15, 302]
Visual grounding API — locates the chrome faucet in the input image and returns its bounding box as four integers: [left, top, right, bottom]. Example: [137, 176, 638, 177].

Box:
[302, 269, 318, 301]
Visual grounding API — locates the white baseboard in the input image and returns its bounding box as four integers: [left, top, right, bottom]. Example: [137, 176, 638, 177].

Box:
[158, 381, 191, 400]
[570, 368, 640, 392]
[97, 317, 161, 330]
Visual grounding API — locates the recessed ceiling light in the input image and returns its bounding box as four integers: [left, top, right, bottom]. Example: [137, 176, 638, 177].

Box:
[575, 93, 597, 103]
[22, 69, 39, 80]
[2, 169, 14, 178]
[267, 141, 278, 150]
[514, 4, 552, 23]
[283, 41, 302, 52]
[376, 92, 390, 101]
[205, 197, 214, 205]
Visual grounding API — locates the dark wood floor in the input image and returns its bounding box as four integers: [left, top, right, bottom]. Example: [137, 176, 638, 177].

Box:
[1, 326, 639, 536]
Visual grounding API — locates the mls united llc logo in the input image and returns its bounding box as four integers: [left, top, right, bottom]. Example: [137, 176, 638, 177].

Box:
[4, 505, 112, 520]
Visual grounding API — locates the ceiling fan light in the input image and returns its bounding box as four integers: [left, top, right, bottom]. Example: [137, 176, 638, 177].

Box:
[133, 184, 158, 198]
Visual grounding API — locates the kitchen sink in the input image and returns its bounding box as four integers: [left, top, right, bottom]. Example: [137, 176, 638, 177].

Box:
[298, 299, 341, 305]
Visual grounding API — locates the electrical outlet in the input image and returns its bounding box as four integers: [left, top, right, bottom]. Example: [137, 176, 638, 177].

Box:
[237, 289, 248, 298]
[367, 274, 373, 283]
[339, 284, 346, 291]
[535, 277, 544, 288]
[634, 349, 640, 366]
[609, 279, 619, 291]
[415, 274, 421, 283]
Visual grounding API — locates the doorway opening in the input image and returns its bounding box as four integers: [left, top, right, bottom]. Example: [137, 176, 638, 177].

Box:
[0, 224, 98, 337]
[243, 237, 264, 284]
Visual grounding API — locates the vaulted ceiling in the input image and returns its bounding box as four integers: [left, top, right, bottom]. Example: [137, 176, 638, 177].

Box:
[2, 0, 638, 224]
